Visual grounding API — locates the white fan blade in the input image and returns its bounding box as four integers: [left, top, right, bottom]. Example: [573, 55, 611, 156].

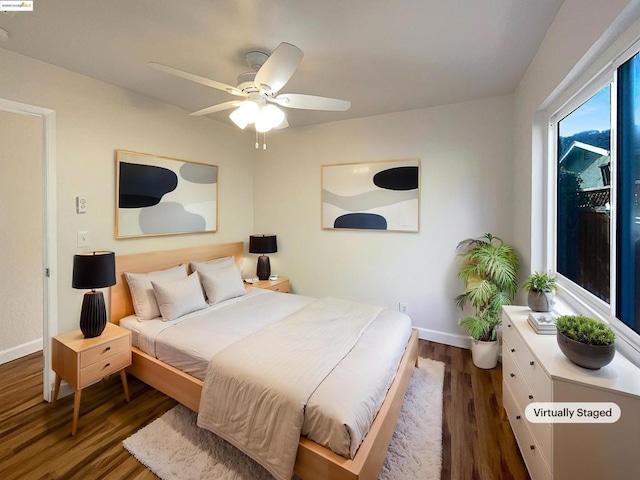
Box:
[189, 101, 243, 116]
[275, 116, 289, 130]
[254, 43, 303, 94]
[148, 62, 245, 97]
[271, 93, 351, 111]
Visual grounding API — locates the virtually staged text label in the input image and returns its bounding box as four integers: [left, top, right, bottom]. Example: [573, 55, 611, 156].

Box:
[525, 402, 621, 423]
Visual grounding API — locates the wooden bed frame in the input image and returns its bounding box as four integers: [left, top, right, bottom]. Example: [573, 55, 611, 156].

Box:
[110, 242, 419, 480]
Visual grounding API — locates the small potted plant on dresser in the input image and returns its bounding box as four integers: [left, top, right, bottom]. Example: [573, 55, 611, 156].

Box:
[522, 271, 557, 312]
[556, 314, 616, 369]
[454, 233, 520, 369]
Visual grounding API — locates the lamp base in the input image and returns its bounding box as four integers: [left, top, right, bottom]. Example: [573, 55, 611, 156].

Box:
[80, 291, 107, 338]
[256, 255, 271, 281]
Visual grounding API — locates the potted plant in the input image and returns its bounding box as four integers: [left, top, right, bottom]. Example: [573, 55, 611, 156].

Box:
[454, 233, 520, 369]
[522, 271, 557, 312]
[556, 314, 616, 369]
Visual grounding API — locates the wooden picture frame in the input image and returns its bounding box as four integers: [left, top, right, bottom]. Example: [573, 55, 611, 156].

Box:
[115, 150, 218, 238]
[321, 158, 420, 232]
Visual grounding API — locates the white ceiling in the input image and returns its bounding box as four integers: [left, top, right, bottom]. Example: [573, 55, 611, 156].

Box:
[0, 0, 564, 128]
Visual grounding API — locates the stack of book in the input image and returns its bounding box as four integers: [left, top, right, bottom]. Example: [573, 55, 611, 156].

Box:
[527, 312, 557, 335]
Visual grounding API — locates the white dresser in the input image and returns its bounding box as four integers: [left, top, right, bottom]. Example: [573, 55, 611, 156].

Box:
[502, 306, 640, 480]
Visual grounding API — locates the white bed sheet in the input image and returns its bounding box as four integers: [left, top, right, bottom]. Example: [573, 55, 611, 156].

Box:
[119, 287, 412, 458]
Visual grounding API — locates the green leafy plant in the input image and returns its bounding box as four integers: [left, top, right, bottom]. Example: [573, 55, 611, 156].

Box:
[454, 233, 520, 342]
[556, 315, 615, 346]
[522, 271, 557, 292]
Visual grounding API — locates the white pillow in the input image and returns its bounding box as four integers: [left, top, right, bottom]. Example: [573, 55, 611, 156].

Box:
[125, 264, 188, 321]
[151, 271, 208, 321]
[199, 262, 246, 305]
[189, 256, 235, 274]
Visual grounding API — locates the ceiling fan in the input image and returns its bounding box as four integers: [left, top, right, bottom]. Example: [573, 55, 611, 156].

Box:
[149, 42, 351, 135]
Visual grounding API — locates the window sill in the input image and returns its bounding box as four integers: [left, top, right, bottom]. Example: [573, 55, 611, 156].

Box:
[552, 287, 640, 368]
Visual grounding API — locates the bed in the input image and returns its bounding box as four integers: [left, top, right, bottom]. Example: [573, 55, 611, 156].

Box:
[111, 242, 419, 480]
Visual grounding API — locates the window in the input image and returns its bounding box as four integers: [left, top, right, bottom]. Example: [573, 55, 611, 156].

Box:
[552, 52, 640, 339]
[557, 86, 611, 304]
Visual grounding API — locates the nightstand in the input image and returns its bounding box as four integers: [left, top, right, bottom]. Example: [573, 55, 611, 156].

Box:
[246, 277, 290, 293]
[51, 322, 131, 435]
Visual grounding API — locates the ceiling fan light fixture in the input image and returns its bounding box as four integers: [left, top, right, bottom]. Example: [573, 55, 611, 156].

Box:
[255, 104, 286, 133]
[262, 104, 285, 128]
[229, 100, 260, 129]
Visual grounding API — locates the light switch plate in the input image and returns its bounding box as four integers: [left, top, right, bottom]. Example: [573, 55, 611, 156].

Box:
[77, 231, 90, 247]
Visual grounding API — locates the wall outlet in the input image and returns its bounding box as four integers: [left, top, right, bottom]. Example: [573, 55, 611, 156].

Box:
[76, 196, 87, 214]
[399, 303, 408, 314]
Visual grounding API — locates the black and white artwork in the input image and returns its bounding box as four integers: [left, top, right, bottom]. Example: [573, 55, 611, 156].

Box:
[116, 150, 218, 238]
[322, 158, 420, 231]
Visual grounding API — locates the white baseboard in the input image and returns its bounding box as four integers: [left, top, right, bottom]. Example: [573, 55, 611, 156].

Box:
[0, 338, 43, 365]
[416, 327, 471, 349]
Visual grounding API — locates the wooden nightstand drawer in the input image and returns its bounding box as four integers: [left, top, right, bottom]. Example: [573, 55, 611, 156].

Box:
[246, 277, 290, 293]
[79, 335, 129, 368]
[268, 279, 290, 292]
[79, 349, 131, 388]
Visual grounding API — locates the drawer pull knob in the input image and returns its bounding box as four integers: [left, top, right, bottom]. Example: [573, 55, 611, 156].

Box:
[511, 348, 515, 353]
[516, 415, 521, 420]
[530, 445, 535, 451]
[510, 373, 515, 378]
[105, 363, 110, 368]
[530, 361, 535, 366]
[529, 395, 534, 400]
[105, 346, 111, 351]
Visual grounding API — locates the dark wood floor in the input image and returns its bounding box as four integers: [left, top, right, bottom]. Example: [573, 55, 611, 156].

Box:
[0, 341, 529, 480]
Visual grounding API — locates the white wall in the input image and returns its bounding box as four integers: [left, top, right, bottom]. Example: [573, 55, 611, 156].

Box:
[0, 110, 43, 351]
[0, 48, 255, 336]
[512, 0, 634, 280]
[253, 95, 515, 344]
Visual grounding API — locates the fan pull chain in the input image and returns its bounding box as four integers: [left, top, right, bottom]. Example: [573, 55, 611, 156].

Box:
[263, 132, 267, 150]
[255, 131, 259, 149]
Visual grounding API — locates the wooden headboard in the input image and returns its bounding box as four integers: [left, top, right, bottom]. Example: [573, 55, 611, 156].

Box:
[110, 242, 244, 324]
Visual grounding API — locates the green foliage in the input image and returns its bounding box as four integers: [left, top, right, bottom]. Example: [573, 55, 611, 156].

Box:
[522, 271, 557, 292]
[455, 233, 520, 342]
[556, 315, 616, 346]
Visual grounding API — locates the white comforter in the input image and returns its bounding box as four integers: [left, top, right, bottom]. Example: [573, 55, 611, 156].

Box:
[197, 297, 383, 480]
[119, 289, 413, 468]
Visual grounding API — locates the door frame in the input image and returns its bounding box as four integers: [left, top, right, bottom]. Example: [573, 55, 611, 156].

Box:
[0, 98, 57, 401]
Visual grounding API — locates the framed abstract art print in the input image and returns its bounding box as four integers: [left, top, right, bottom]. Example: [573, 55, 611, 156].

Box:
[115, 150, 218, 238]
[322, 158, 420, 232]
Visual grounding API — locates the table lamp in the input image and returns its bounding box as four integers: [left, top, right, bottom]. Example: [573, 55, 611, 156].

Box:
[249, 235, 277, 280]
[72, 251, 116, 338]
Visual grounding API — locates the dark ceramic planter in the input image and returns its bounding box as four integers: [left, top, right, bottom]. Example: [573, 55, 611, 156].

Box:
[527, 290, 554, 312]
[556, 331, 615, 369]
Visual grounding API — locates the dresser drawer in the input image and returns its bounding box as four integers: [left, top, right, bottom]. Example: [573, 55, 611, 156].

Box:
[503, 341, 553, 463]
[504, 382, 552, 480]
[503, 328, 551, 403]
[79, 350, 131, 388]
[79, 335, 129, 368]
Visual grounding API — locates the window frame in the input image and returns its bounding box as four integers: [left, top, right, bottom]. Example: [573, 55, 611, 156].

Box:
[543, 41, 640, 363]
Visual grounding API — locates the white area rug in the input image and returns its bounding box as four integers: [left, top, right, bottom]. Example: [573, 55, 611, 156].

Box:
[123, 358, 444, 480]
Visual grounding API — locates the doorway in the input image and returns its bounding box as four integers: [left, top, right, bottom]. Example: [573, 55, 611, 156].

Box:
[0, 98, 57, 401]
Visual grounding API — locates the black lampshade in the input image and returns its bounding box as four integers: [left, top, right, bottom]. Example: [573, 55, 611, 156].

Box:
[249, 235, 277, 254]
[249, 235, 277, 280]
[72, 251, 116, 290]
[72, 251, 116, 338]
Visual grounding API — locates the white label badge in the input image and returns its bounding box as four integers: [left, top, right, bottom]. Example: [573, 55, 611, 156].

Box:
[525, 402, 621, 423]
